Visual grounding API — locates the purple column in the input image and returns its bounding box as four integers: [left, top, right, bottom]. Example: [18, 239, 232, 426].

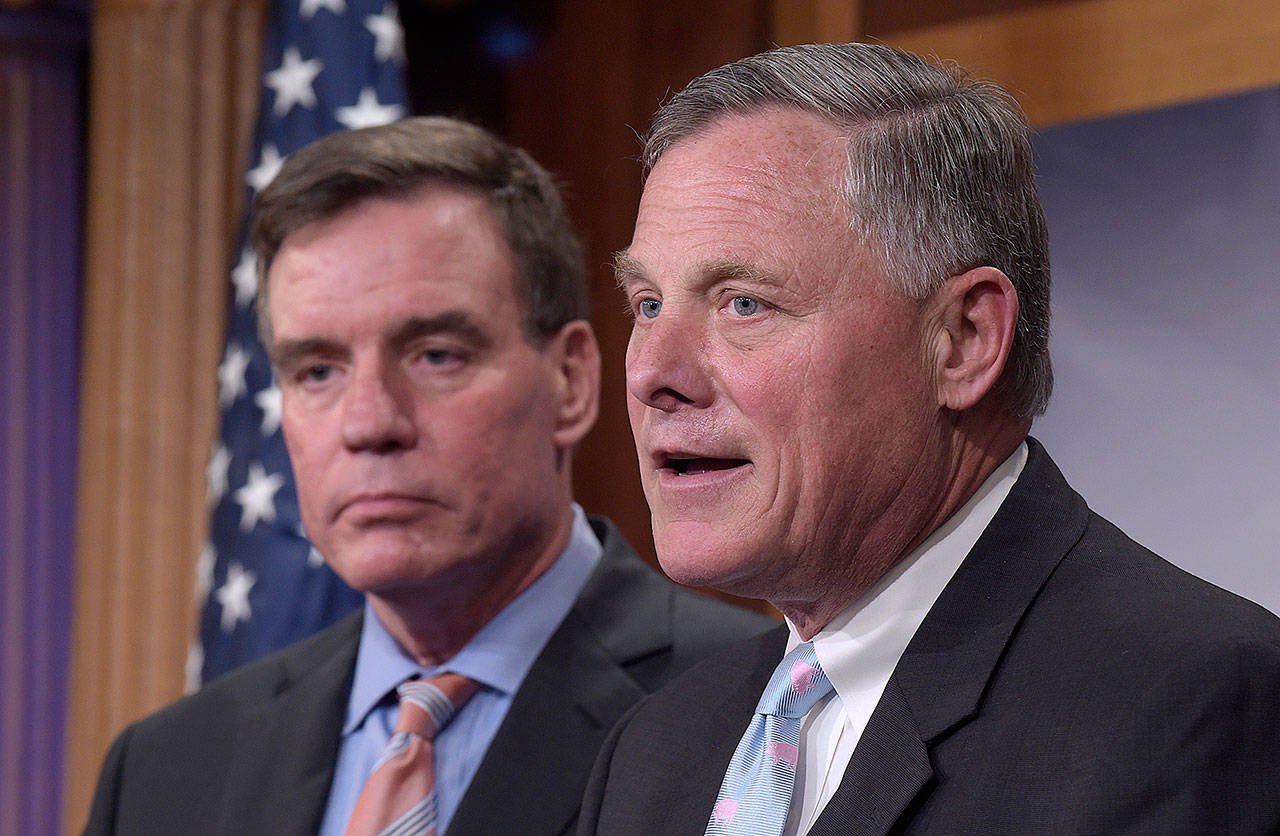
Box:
[0, 3, 88, 835]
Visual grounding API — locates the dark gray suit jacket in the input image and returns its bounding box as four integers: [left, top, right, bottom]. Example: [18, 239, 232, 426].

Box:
[580, 441, 1280, 834]
[84, 517, 773, 835]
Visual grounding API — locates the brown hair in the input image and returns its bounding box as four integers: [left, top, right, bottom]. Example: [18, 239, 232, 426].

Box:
[250, 116, 587, 347]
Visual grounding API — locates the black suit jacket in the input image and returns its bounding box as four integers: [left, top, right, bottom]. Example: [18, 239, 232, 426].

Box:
[580, 441, 1280, 834]
[84, 517, 774, 835]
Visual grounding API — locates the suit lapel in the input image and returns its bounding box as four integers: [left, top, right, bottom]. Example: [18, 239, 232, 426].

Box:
[216, 613, 362, 835]
[671, 628, 791, 836]
[585, 626, 787, 836]
[445, 609, 650, 835]
[445, 520, 673, 836]
[811, 439, 1091, 835]
[807, 680, 931, 836]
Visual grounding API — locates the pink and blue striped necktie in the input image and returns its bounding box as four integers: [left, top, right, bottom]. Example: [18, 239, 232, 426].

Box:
[344, 673, 481, 836]
[705, 642, 833, 836]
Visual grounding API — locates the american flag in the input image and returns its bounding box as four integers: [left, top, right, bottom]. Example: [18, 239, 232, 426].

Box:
[192, 0, 408, 688]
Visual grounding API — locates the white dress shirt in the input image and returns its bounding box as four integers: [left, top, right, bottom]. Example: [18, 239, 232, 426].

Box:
[784, 443, 1028, 835]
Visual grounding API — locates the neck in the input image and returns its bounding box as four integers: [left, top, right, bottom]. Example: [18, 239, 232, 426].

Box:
[780, 412, 1030, 639]
[368, 502, 576, 667]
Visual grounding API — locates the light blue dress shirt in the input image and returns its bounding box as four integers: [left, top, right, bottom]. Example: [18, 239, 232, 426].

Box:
[317, 505, 602, 836]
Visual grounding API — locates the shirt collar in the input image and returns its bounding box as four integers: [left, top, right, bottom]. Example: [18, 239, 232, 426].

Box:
[342, 503, 602, 735]
[789, 442, 1029, 702]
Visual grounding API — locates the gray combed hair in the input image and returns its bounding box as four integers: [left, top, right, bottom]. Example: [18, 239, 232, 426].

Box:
[643, 43, 1052, 418]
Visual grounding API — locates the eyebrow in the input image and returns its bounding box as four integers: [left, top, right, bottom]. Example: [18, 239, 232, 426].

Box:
[269, 311, 491, 369]
[387, 311, 491, 352]
[700, 258, 776, 287]
[612, 250, 645, 291]
[269, 336, 342, 371]
[612, 251, 778, 292]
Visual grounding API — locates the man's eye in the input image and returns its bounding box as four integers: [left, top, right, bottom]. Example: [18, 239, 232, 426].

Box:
[638, 298, 662, 319]
[730, 296, 760, 316]
[422, 349, 455, 366]
[303, 364, 333, 383]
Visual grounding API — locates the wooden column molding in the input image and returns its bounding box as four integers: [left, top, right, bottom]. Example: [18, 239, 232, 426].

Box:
[64, 0, 266, 830]
[880, 0, 1280, 127]
[771, 0, 862, 46]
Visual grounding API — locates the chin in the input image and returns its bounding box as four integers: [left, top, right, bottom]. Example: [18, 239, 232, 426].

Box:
[654, 529, 769, 599]
[325, 540, 437, 596]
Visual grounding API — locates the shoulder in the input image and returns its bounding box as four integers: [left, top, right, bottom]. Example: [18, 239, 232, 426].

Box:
[999, 439, 1280, 660]
[983, 449, 1280, 733]
[975, 513, 1280, 826]
[109, 611, 360, 755]
[1033, 508, 1280, 670]
[665, 583, 780, 662]
[606, 627, 786, 766]
[84, 613, 362, 834]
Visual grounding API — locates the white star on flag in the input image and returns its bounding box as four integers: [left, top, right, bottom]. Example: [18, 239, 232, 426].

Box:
[231, 247, 258, 308]
[335, 86, 405, 130]
[215, 561, 257, 632]
[201, 0, 406, 682]
[300, 0, 346, 18]
[265, 47, 323, 116]
[247, 143, 285, 193]
[365, 4, 405, 64]
[196, 541, 216, 598]
[233, 462, 284, 531]
[206, 443, 231, 504]
[255, 383, 283, 436]
[217, 343, 251, 407]
[295, 521, 323, 566]
[184, 641, 204, 694]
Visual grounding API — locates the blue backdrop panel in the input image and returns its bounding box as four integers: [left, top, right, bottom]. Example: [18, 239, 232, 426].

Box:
[1033, 86, 1280, 614]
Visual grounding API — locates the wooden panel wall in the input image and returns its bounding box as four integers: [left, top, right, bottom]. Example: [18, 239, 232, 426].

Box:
[772, 0, 861, 45]
[501, 0, 773, 575]
[64, 0, 1280, 829]
[875, 0, 1280, 127]
[63, 1, 265, 829]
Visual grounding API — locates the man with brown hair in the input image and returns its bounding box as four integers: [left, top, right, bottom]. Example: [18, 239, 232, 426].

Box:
[85, 116, 770, 836]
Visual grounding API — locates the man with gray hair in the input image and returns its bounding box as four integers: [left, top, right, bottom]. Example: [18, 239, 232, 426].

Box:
[85, 116, 771, 835]
[580, 43, 1280, 834]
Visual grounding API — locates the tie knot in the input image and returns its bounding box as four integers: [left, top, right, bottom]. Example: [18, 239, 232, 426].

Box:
[756, 642, 832, 719]
[394, 672, 481, 741]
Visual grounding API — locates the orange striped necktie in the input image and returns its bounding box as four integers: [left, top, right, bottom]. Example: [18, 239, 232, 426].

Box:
[344, 673, 482, 836]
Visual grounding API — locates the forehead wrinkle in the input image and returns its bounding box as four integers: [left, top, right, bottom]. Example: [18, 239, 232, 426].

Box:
[696, 113, 853, 227]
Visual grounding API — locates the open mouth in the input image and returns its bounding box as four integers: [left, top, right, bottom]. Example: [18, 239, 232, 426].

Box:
[662, 456, 751, 476]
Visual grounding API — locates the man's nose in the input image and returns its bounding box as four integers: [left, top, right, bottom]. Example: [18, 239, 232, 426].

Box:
[339, 362, 417, 452]
[625, 310, 714, 413]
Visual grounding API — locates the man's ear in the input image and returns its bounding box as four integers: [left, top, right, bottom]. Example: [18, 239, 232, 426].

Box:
[547, 320, 601, 448]
[929, 266, 1019, 411]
